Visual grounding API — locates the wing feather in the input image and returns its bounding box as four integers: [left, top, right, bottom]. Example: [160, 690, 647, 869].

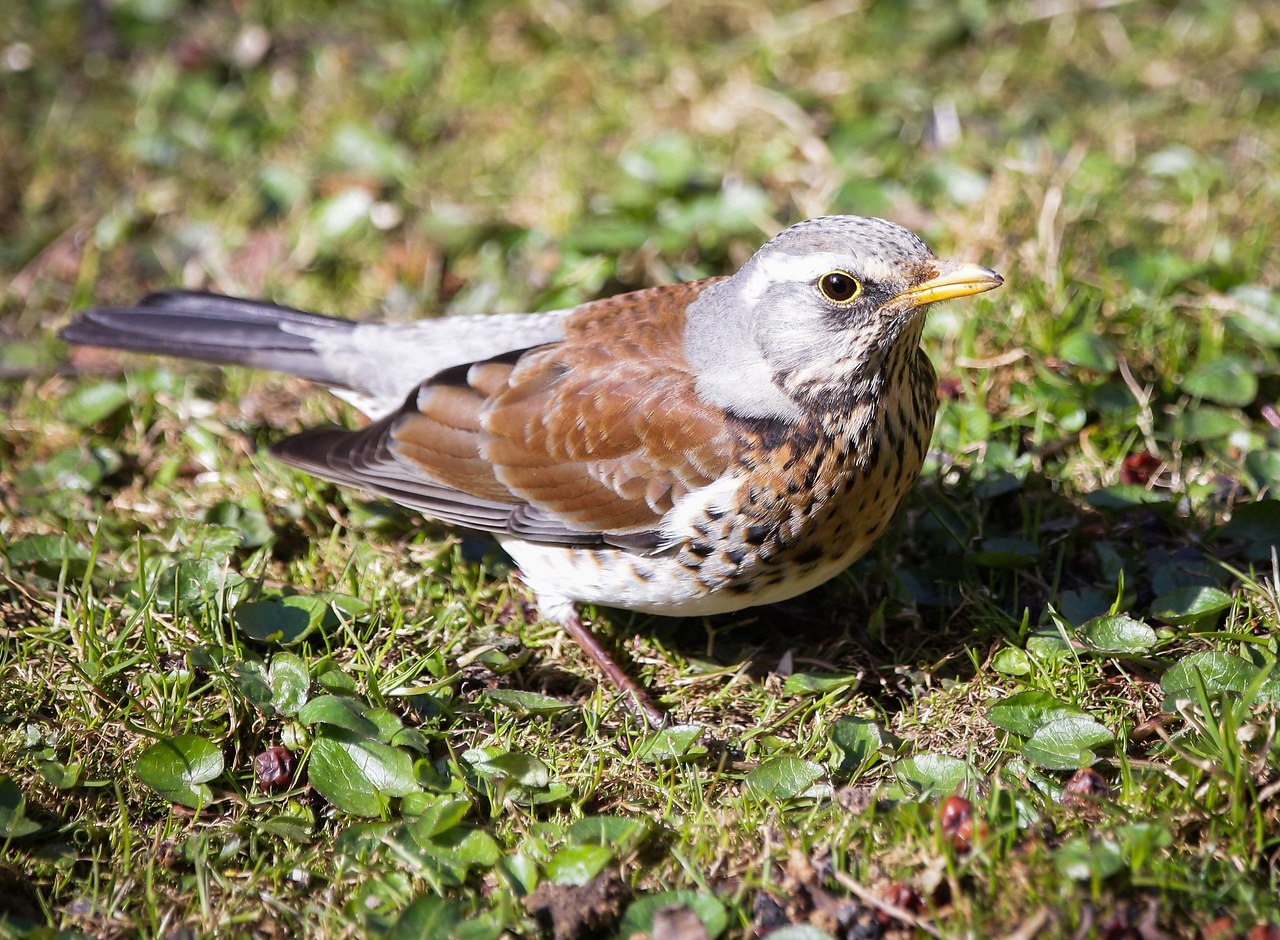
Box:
[270, 278, 741, 548]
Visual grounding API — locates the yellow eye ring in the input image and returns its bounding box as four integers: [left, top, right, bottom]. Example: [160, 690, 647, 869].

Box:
[818, 270, 862, 304]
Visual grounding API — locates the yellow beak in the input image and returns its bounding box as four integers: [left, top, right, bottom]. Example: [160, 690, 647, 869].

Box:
[893, 260, 1003, 308]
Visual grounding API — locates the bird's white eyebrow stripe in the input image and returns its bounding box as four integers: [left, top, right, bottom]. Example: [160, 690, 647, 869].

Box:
[754, 252, 853, 283]
[737, 252, 849, 305]
[738, 251, 907, 306]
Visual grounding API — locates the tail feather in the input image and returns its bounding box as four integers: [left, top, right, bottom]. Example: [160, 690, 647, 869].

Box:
[60, 290, 357, 387]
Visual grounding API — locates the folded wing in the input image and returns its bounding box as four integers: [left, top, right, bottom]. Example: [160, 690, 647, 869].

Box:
[271, 279, 738, 549]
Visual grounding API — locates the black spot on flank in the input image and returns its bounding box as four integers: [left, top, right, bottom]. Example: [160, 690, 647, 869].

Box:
[687, 541, 713, 557]
[864, 436, 881, 469]
[803, 461, 823, 491]
[705, 505, 726, 521]
[723, 547, 746, 567]
[730, 412, 817, 451]
[744, 523, 771, 545]
[787, 478, 802, 495]
[728, 582, 753, 594]
[795, 544, 824, 565]
[632, 567, 653, 582]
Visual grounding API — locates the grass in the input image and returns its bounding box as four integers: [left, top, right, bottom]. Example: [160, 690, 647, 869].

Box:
[3, 0, 1280, 936]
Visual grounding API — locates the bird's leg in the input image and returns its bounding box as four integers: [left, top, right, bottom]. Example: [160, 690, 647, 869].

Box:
[538, 594, 666, 728]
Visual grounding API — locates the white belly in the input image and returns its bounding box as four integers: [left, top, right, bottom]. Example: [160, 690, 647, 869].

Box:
[497, 535, 867, 623]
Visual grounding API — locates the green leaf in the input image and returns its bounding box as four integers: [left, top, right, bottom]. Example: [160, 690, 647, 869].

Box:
[135, 735, 224, 808]
[297, 695, 379, 736]
[1161, 651, 1266, 701]
[1244, 455, 1280, 496]
[447, 827, 502, 868]
[621, 890, 728, 940]
[268, 653, 310, 716]
[1177, 405, 1245, 441]
[0, 775, 41, 837]
[38, 760, 82, 790]
[566, 815, 650, 852]
[157, 558, 229, 611]
[1149, 586, 1233, 625]
[255, 802, 316, 843]
[500, 851, 540, 895]
[890, 753, 967, 799]
[404, 795, 472, 839]
[235, 596, 337, 644]
[893, 753, 974, 799]
[745, 757, 825, 800]
[546, 844, 614, 886]
[315, 663, 358, 693]
[991, 647, 1032, 676]
[482, 688, 575, 716]
[1183, 356, 1257, 406]
[1054, 836, 1124, 881]
[389, 895, 463, 940]
[365, 708, 405, 742]
[829, 717, 888, 774]
[4, 534, 92, 579]
[309, 729, 419, 816]
[466, 751, 550, 788]
[782, 672, 859, 694]
[203, 499, 273, 548]
[1019, 717, 1113, 770]
[401, 826, 503, 886]
[1078, 615, 1157, 655]
[60, 380, 130, 426]
[1059, 330, 1116, 372]
[1226, 284, 1280, 346]
[390, 727, 435, 755]
[986, 691, 1087, 737]
[1114, 822, 1174, 864]
[232, 661, 274, 713]
[1223, 500, 1280, 542]
[635, 724, 706, 764]
[1026, 627, 1072, 662]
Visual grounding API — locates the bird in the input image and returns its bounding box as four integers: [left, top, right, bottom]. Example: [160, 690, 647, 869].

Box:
[60, 215, 1002, 725]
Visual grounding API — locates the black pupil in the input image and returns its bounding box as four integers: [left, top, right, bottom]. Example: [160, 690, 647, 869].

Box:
[823, 273, 856, 300]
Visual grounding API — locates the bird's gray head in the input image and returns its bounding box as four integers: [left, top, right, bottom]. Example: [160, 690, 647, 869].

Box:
[685, 215, 1001, 421]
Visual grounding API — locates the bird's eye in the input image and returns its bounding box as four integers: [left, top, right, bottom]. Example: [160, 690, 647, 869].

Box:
[818, 271, 862, 304]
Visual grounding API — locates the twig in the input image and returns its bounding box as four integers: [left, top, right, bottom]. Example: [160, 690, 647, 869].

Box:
[829, 870, 941, 937]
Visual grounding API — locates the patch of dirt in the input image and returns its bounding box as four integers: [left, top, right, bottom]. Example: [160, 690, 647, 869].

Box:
[526, 870, 628, 940]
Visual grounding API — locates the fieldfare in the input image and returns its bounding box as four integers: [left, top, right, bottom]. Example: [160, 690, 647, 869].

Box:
[61, 215, 1002, 724]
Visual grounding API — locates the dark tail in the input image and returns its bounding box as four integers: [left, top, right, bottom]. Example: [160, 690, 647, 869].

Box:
[60, 291, 358, 387]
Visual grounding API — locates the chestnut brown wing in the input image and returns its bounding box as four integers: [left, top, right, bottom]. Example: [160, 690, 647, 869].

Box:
[271, 279, 737, 548]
